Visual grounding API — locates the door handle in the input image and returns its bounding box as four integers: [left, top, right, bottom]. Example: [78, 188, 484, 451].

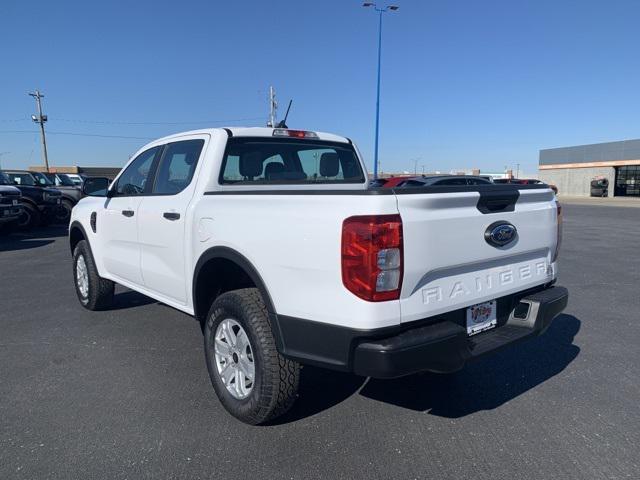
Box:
[163, 212, 180, 221]
[122, 210, 134, 217]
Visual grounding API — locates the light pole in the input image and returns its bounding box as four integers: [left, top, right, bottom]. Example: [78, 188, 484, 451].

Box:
[411, 156, 422, 174]
[363, 2, 399, 180]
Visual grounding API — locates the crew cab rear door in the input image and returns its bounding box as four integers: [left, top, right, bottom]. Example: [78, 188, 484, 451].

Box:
[137, 135, 207, 305]
[395, 186, 559, 323]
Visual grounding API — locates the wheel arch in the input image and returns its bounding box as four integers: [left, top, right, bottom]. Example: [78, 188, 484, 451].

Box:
[20, 197, 39, 209]
[192, 247, 283, 347]
[69, 220, 89, 256]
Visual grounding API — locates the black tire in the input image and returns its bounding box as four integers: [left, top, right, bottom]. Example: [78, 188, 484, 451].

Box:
[72, 239, 114, 310]
[204, 288, 300, 425]
[0, 221, 16, 235]
[17, 203, 40, 229]
[56, 199, 74, 223]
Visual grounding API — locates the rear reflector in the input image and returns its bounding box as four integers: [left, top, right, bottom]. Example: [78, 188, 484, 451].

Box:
[272, 128, 318, 139]
[552, 201, 562, 262]
[341, 215, 403, 301]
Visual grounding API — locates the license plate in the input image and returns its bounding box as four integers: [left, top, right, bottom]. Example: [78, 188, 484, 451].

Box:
[466, 301, 497, 336]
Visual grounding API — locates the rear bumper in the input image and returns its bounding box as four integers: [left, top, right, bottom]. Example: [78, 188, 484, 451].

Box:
[354, 286, 568, 378]
[275, 285, 568, 378]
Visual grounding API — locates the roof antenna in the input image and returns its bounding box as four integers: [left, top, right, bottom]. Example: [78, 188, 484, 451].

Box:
[276, 100, 292, 128]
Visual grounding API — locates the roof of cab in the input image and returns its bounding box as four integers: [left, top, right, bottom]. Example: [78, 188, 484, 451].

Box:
[152, 127, 350, 144]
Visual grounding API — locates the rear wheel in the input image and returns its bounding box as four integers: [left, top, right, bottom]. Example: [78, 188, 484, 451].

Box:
[204, 288, 300, 425]
[73, 240, 114, 310]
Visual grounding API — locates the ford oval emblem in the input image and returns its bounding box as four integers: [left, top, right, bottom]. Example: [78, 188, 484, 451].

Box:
[485, 221, 517, 247]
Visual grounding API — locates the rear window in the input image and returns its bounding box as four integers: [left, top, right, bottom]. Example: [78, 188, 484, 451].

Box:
[219, 137, 365, 185]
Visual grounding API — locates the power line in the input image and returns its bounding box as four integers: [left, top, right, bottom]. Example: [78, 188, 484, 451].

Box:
[0, 130, 154, 140]
[0, 118, 30, 123]
[50, 116, 265, 125]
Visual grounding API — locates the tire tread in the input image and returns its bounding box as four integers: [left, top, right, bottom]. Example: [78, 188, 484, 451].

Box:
[205, 288, 300, 425]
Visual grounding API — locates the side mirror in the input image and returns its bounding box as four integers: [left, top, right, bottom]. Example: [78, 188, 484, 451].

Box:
[83, 177, 111, 197]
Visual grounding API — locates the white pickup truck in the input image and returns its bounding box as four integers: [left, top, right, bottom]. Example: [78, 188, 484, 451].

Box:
[70, 127, 568, 424]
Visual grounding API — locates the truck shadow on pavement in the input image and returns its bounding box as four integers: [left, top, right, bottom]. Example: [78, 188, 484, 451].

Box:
[110, 290, 158, 310]
[359, 314, 581, 418]
[0, 225, 67, 252]
[272, 314, 580, 424]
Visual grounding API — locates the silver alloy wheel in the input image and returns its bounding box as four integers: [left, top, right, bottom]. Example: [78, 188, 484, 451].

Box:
[214, 318, 255, 399]
[76, 254, 89, 298]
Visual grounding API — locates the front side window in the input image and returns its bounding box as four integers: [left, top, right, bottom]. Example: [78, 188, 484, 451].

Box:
[219, 138, 365, 185]
[152, 140, 204, 194]
[32, 172, 54, 186]
[115, 147, 160, 196]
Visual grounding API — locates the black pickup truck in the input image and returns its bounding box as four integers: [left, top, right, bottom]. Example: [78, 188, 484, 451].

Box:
[0, 182, 23, 233]
[0, 171, 63, 229]
[4, 170, 80, 223]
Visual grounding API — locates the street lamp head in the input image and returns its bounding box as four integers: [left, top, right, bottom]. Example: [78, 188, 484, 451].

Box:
[388, 5, 399, 11]
[362, 2, 375, 7]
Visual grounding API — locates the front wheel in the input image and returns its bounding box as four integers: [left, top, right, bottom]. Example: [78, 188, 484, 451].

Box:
[204, 288, 300, 425]
[16, 203, 40, 229]
[73, 240, 114, 310]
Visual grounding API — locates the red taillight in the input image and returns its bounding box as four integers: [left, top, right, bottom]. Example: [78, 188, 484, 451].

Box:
[552, 201, 562, 262]
[341, 215, 403, 302]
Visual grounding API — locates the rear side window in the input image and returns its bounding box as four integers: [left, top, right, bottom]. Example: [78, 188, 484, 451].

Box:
[219, 137, 365, 185]
[7, 173, 35, 186]
[152, 139, 204, 194]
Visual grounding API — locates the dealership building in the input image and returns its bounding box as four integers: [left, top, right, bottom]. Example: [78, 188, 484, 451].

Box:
[538, 139, 640, 197]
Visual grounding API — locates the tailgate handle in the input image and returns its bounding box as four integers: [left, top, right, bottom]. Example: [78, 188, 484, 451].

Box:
[477, 190, 519, 214]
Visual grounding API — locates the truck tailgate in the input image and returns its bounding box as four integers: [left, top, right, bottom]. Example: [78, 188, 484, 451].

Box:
[396, 187, 558, 323]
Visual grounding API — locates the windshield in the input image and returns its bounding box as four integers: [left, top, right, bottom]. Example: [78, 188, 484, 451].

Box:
[6, 172, 36, 186]
[56, 174, 76, 186]
[0, 172, 12, 185]
[31, 171, 55, 186]
[219, 137, 366, 185]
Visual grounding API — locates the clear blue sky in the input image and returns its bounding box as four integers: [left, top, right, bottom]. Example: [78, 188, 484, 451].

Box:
[1, 0, 640, 174]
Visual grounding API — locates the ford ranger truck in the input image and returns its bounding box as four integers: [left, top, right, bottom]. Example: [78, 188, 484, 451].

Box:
[69, 127, 568, 424]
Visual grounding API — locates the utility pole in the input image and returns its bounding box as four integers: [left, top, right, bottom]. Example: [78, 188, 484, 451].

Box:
[267, 86, 277, 127]
[516, 163, 520, 178]
[29, 90, 50, 172]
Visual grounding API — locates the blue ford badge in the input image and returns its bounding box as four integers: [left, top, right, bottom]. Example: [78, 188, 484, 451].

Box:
[485, 221, 517, 247]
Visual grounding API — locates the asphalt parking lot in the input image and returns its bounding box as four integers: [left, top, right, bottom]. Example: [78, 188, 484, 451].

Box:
[1, 203, 639, 480]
